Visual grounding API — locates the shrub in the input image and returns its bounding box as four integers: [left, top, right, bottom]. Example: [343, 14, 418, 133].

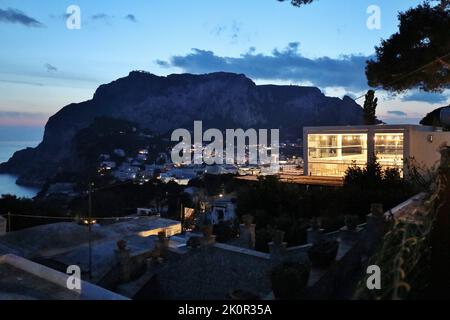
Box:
[270, 261, 311, 300]
[308, 239, 339, 269]
[213, 221, 234, 243]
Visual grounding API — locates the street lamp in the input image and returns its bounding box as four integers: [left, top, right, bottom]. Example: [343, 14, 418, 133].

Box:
[88, 182, 94, 280]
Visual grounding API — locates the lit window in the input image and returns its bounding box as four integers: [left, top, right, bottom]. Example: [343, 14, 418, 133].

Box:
[307, 133, 368, 177]
[374, 133, 404, 174]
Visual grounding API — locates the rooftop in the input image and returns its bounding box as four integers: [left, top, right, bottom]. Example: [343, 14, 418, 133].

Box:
[0, 216, 181, 259]
[304, 124, 441, 133]
[0, 217, 181, 284]
[0, 254, 127, 300]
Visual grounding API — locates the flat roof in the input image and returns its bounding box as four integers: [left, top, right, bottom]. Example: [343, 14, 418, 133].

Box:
[0, 254, 128, 300]
[0, 263, 80, 300]
[304, 124, 439, 133]
[0, 217, 180, 258]
[235, 174, 344, 187]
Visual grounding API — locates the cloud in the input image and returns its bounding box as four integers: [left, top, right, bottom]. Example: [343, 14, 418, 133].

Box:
[381, 117, 422, 125]
[0, 111, 49, 127]
[401, 91, 448, 104]
[387, 110, 407, 117]
[91, 13, 111, 20]
[0, 8, 44, 27]
[157, 43, 370, 91]
[45, 63, 58, 73]
[212, 21, 241, 42]
[125, 14, 137, 22]
[0, 79, 44, 86]
[49, 13, 71, 20]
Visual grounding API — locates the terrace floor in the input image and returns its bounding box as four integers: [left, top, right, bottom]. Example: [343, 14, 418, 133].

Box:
[236, 173, 344, 187]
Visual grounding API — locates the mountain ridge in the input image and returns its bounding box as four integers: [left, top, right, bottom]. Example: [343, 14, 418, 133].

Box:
[0, 71, 366, 186]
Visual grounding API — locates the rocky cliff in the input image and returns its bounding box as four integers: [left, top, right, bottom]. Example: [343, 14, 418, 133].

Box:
[0, 71, 366, 186]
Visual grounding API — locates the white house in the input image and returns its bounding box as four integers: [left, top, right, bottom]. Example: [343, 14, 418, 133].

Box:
[210, 201, 236, 225]
[112, 163, 141, 181]
[303, 124, 450, 177]
[114, 149, 126, 157]
[138, 149, 149, 155]
[99, 154, 111, 161]
[136, 154, 148, 161]
[205, 164, 238, 175]
[100, 161, 116, 170]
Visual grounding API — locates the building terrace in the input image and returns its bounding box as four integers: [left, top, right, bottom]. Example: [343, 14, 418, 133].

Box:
[303, 124, 450, 178]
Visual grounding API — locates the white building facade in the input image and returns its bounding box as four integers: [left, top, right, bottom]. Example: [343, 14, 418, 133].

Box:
[303, 125, 450, 178]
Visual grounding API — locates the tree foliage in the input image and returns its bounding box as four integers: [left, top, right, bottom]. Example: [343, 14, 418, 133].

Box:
[280, 0, 450, 93]
[277, 0, 315, 6]
[366, 1, 450, 92]
[363, 90, 378, 125]
[237, 169, 414, 252]
[420, 106, 450, 130]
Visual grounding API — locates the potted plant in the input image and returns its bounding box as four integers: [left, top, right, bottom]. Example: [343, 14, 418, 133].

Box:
[202, 224, 214, 238]
[186, 236, 201, 249]
[158, 230, 167, 240]
[201, 212, 214, 238]
[310, 217, 321, 230]
[308, 239, 339, 269]
[271, 229, 286, 246]
[344, 215, 359, 231]
[270, 261, 310, 300]
[242, 214, 254, 227]
[157, 230, 170, 249]
[116, 239, 128, 252]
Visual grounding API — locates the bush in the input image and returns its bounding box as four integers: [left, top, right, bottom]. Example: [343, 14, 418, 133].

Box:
[213, 221, 234, 243]
[236, 160, 417, 253]
[308, 239, 339, 269]
[270, 261, 311, 300]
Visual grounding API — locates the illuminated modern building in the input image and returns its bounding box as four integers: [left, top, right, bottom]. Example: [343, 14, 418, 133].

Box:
[303, 125, 450, 177]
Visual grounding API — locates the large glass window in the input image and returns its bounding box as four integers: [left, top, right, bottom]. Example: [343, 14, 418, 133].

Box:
[308, 134, 368, 177]
[374, 133, 404, 173]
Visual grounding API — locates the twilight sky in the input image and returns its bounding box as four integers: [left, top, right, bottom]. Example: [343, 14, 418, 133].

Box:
[0, 0, 448, 138]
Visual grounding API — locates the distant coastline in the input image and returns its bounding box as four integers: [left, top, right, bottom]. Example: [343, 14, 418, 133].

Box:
[0, 141, 41, 198]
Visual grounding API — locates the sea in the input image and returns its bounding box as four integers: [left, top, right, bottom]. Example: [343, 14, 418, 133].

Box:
[0, 141, 41, 198]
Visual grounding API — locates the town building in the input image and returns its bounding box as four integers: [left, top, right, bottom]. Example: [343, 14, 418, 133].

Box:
[114, 149, 126, 158]
[210, 200, 236, 225]
[303, 125, 450, 177]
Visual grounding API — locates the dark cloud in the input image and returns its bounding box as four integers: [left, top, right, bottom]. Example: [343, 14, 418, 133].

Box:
[387, 110, 407, 117]
[45, 63, 58, 73]
[0, 79, 44, 86]
[125, 14, 137, 22]
[402, 91, 448, 104]
[382, 117, 422, 125]
[0, 111, 49, 127]
[0, 8, 44, 27]
[0, 111, 49, 119]
[213, 21, 241, 42]
[157, 43, 370, 90]
[49, 13, 71, 20]
[91, 13, 111, 20]
[230, 22, 241, 41]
